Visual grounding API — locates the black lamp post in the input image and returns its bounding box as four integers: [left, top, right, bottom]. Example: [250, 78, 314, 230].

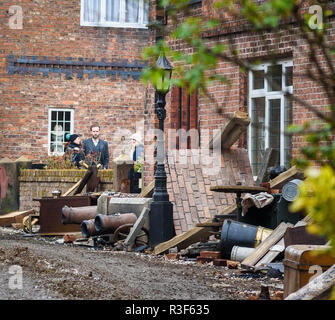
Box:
[149, 54, 176, 248]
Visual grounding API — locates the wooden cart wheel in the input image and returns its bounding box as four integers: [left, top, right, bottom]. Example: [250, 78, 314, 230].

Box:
[113, 223, 149, 246]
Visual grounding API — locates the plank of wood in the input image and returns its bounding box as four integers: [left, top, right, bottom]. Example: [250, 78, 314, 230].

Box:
[241, 222, 290, 269]
[0, 209, 35, 227]
[255, 148, 279, 186]
[137, 180, 154, 198]
[269, 165, 304, 189]
[195, 222, 223, 227]
[208, 111, 250, 150]
[62, 178, 84, 197]
[153, 219, 213, 255]
[210, 185, 267, 193]
[255, 238, 285, 267]
[124, 207, 150, 246]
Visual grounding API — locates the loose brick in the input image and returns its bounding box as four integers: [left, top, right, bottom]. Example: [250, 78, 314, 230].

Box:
[165, 253, 180, 260]
[213, 259, 228, 267]
[196, 256, 213, 264]
[200, 251, 221, 259]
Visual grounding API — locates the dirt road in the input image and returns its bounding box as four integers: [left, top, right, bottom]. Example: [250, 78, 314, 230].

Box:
[0, 227, 283, 300]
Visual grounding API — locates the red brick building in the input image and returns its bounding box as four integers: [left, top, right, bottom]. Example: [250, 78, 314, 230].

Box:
[0, 0, 150, 164]
[143, 0, 334, 184]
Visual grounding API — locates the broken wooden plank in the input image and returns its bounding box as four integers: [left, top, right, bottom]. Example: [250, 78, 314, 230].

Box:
[124, 207, 150, 246]
[241, 222, 291, 269]
[137, 180, 154, 198]
[153, 220, 213, 255]
[62, 179, 84, 197]
[209, 111, 250, 150]
[0, 209, 35, 227]
[255, 238, 285, 267]
[269, 165, 304, 190]
[195, 222, 223, 227]
[255, 148, 279, 186]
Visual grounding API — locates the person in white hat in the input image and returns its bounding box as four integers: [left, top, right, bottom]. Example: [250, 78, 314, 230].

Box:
[128, 133, 144, 193]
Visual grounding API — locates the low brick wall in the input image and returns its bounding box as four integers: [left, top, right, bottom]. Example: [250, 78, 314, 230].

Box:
[19, 169, 114, 211]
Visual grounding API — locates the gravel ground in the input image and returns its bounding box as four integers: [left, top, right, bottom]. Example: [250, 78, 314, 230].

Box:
[0, 227, 283, 301]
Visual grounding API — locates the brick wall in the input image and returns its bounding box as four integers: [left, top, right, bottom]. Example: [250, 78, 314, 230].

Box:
[143, 1, 335, 184]
[0, 0, 149, 164]
[19, 169, 113, 211]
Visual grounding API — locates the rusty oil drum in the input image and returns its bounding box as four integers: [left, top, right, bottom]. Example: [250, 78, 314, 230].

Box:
[220, 219, 272, 259]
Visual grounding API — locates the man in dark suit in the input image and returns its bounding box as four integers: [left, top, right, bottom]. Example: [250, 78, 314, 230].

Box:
[83, 124, 109, 169]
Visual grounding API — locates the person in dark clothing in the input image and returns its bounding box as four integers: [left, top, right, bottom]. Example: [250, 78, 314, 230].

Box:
[83, 124, 109, 169]
[128, 133, 144, 193]
[64, 133, 85, 168]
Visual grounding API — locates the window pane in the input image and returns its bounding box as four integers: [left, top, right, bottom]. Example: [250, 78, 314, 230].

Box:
[269, 99, 281, 160]
[143, 0, 149, 24]
[65, 111, 71, 121]
[83, 0, 101, 22]
[284, 97, 292, 169]
[251, 97, 265, 176]
[253, 70, 264, 90]
[58, 111, 64, 121]
[285, 66, 293, 87]
[51, 111, 57, 121]
[267, 65, 282, 91]
[106, 0, 120, 22]
[65, 122, 71, 131]
[126, 0, 139, 23]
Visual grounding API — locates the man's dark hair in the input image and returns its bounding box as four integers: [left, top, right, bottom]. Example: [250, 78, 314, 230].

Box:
[90, 124, 100, 131]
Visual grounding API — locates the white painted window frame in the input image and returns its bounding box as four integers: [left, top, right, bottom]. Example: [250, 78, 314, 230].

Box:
[248, 60, 293, 177]
[48, 108, 74, 156]
[80, 0, 148, 29]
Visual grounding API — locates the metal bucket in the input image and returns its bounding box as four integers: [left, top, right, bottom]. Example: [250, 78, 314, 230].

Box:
[230, 246, 255, 262]
[220, 219, 272, 259]
[282, 179, 303, 202]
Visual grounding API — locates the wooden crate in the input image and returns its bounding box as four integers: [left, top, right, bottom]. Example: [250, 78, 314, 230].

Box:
[283, 245, 335, 298]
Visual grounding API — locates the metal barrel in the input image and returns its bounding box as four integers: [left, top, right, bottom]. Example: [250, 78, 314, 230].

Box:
[220, 219, 272, 259]
[94, 213, 137, 233]
[282, 179, 303, 202]
[80, 218, 105, 238]
[230, 246, 255, 262]
[61, 205, 97, 224]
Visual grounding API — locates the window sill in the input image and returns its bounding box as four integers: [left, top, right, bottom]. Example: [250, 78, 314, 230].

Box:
[80, 22, 148, 29]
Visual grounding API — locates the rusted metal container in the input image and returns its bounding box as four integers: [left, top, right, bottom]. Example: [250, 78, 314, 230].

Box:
[283, 245, 335, 298]
[94, 213, 137, 233]
[34, 195, 93, 235]
[61, 205, 97, 224]
[220, 219, 272, 259]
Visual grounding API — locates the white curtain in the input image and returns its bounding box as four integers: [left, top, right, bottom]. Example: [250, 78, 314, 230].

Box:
[126, 0, 139, 23]
[83, 0, 101, 22]
[106, 0, 120, 22]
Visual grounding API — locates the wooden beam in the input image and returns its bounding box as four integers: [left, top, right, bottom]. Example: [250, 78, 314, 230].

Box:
[0, 209, 35, 227]
[137, 180, 154, 198]
[269, 165, 304, 190]
[255, 148, 280, 186]
[153, 219, 213, 255]
[62, 179, 84, 197]
[209, 111, 250, 150]
[124, 207, 150, 246]
[241, 222, 291, 269]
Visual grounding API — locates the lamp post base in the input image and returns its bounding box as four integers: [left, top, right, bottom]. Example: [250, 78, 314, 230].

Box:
[149, 201, 175, 248]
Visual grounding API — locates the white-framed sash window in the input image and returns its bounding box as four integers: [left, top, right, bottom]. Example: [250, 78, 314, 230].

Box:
[80, 0, 149, 28]
[48, 108, 74, 156]
[248, 60, 293, 177]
